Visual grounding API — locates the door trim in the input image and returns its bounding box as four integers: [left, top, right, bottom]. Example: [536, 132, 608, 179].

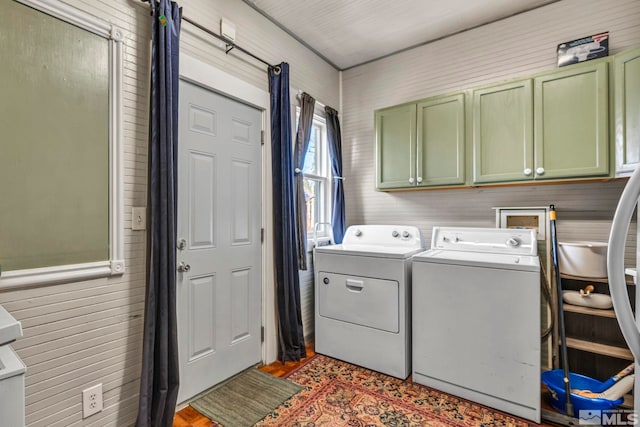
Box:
[179, 53, 277, 364]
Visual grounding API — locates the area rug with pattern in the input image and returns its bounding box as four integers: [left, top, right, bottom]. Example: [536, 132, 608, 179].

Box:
[254, 354, 533, 427]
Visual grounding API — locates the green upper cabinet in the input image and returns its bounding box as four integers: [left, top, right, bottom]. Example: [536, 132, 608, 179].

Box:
[614, 46, 640, 176]
[416, 94, 465, 187]
[533, 61, 609, 180]
[375, 103, 416, 189]
[472, 80, 533, 184]
[375, 94, 464, 190]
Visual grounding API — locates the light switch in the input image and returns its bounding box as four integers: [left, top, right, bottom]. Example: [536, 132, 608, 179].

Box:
[132, 207, 146, 231]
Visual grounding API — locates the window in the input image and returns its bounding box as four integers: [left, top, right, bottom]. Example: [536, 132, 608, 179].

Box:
[297, 108, 332, 245]
[0, 0, 124, 289]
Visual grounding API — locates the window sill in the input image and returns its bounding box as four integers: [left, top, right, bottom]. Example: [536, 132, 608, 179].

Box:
[0, 260, 125, 290]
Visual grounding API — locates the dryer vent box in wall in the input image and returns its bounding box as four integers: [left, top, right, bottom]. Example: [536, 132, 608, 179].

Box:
[220, 18, 236, 42]
[494, 207, 548, 240]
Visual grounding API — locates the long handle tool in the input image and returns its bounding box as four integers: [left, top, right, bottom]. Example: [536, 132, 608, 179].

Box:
[550, 204, 574, 416]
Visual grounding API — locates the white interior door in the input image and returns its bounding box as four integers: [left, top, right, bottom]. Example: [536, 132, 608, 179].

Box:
[177, 79, 263, 403]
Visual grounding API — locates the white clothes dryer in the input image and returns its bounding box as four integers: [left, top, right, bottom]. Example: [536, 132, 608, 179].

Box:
[314, 225, 424, 379]
[412, 227, 541, 423]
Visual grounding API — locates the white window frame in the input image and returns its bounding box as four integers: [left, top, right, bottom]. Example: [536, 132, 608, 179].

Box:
[0, 0, 125, 290]
[295, 105, 333, 250]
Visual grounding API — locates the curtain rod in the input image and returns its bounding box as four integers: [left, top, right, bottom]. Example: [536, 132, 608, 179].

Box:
[140, 0, 281, 73]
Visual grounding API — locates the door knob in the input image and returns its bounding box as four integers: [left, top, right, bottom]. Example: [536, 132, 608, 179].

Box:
[417, 176, 423, 183]
[408, 177, 415, 184]
[524, 168, 532, 176]
[178, 261, 191, 272]
[536, 167, 545, 175]
[177, 238, 187, 250]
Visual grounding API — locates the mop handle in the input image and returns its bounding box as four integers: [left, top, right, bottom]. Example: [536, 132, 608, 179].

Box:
[550, 204, 574, 416]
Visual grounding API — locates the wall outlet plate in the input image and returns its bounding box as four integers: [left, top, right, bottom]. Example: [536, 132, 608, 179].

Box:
[82, 383, 103, 418]
[132, 207, 146, 231]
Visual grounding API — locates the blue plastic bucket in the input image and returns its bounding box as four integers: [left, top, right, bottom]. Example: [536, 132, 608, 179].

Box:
[541, 369, 623, 417]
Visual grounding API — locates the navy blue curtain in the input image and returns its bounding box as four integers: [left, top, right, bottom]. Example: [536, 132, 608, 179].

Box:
[136, 1, 181, 426]
[293, 92, 316, 271]
[325, 106, 346, 244]
[269, 63, 306, 362]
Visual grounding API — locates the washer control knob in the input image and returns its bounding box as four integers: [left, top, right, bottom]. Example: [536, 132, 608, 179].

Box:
[392, 230, 400, 238]
[323, 277, 330, 285]
[402, 231, 410, 238]
[506, 237, 521, 247]
[354, 229, 362, 237]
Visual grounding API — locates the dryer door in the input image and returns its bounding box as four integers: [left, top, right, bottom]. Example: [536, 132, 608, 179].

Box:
[317, 272, 399, 333]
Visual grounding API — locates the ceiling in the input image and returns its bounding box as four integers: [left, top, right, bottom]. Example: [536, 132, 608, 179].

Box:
[242, 0, 559, 70]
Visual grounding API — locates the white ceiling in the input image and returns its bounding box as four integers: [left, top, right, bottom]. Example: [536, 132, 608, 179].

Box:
[242, 0, 560, 70]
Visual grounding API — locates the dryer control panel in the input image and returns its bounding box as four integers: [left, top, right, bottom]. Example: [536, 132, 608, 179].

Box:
[343, 225, 424, 249]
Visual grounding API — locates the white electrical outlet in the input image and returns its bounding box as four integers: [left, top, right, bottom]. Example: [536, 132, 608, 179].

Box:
[82, 383, 103, 418]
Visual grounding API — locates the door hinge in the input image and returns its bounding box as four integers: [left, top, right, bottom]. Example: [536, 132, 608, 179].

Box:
[261, 228, 264, 243]
[261, 130, 265, 146]
[261, 326, 265, 342]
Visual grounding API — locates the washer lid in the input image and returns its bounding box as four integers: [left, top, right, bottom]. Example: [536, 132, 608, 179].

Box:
[413, 249, 540, 272]
[0, 305, 22, 347]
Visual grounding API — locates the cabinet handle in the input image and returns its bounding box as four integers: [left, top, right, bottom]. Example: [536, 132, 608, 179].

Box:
[409, 177, 415, 184]
[524, 168, 532, 176]
[417, 177, 423, 184]
[536, 167, 545, 175]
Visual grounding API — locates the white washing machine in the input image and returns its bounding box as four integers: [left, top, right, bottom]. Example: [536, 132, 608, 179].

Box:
[412, 227, 540, 423]
[314, 225, 424, 379]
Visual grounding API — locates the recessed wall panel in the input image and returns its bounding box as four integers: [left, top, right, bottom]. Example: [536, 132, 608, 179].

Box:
[189, 274, 216, 361]
[230, 268, 251, 343]
[232, 117, 251, 145]
[231, 159, 251, 245]
[189, 104, 217, 137]
[189, 152, 216, 249]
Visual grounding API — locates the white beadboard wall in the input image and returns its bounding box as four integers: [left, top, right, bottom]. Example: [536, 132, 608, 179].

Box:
[342, 0, 640, 265]
[299, 252, 315, 342]
[0, 1, 338, 426]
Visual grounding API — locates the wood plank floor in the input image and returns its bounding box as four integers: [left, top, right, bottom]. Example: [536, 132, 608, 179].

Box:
[173, 343, 316, 427]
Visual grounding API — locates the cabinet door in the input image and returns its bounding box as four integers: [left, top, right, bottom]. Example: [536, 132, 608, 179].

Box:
[534, 61, 609, 180]
[375, 104, 416, 189]
[416, 94, 465, 186]
[472, 80, 533, 184]
[614, 46, 640, 176]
